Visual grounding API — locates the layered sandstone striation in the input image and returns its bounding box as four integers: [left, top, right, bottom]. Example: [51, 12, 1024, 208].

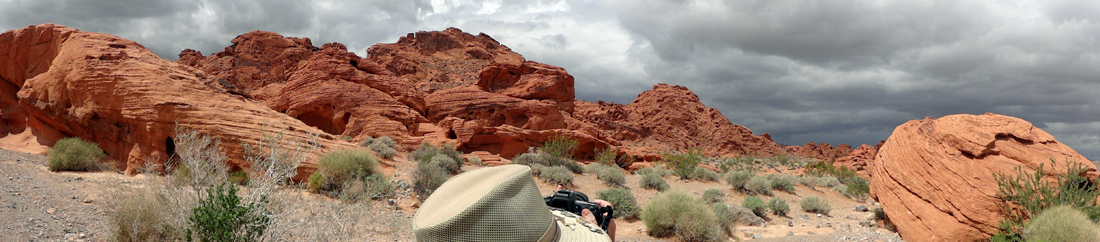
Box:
[870, 113, 1097, 242]
[0, 24, 357, 177]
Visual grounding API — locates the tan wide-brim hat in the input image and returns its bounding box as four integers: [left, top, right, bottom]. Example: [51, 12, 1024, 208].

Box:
[413, 164, 611, 242]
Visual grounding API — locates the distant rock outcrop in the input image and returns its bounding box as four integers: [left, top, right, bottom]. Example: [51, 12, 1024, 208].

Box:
[0, 24, 356, 176]
[870, 113, 1098, 242]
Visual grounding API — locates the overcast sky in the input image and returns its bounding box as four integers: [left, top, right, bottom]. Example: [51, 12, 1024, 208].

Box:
[4, 0, 1100, 159]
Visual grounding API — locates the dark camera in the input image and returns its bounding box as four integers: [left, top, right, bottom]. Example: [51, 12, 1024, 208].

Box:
[544, 189, 614, 230]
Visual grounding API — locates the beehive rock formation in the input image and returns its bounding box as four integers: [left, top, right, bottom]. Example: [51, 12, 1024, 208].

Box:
[871, 113, 1098, 242]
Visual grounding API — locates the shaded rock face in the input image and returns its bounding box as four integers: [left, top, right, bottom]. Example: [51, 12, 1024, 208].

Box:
[573, 84, 786, 160]
[0, 24, 357, 176]
[833, 144, 879, 177]
[870, 113, 1098, 242]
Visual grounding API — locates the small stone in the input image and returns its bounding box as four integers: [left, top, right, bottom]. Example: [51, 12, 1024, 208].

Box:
[752, 234, 763, 239]
[816, 224, 821, 228]
[786, 231, 794, 236]
[859, 220, 874, 227]
[47, 208, 56, 214]
[808, 231, 816, 235]
[826, 222, 833, 228]
[854, 205, 869, 212]
[787, 220, 794, 227]
[845, 214, 857, 220]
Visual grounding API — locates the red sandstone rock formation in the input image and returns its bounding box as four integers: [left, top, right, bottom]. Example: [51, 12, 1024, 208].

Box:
[833, 143, 879, 177]
[573, 84, 786, 160]
[0, 24, 357, 177]
[791, 142, 853, 162]
[870, 113, 1098, 242]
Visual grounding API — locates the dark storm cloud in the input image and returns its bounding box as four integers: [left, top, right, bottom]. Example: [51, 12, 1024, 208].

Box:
[3, 0, 1099, 158]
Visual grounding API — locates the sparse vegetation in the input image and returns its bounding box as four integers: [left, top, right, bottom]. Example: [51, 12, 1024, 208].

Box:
[691, 167, 721, 182]
[742, 196, 767, 217]
[358, 136, 375, 147]
[597, 188, 641, 219]
[106, 186, 180, 241]
[872, 207, 887, 221]
[768, 197, 790, 217]
[843, 177, 870, 200]
[541, 134, 579, 160]
[1021, 205, 1100, 242]
[642, 191, 724, 242]
[640, 173, 670, 191]
[595, 146, 617, 167]
[710, 203, 736, 238]
[512, 138, 584, 174]
[799, 175, 819, 190]
[589, 163, 626, 187]
[465, 155, 483, 166]
[410, 143, 441, 163]
[373, 136, 397, 148]
[539, 166, 574, 186]
[313, 150, 388, 199]
[768, 174, 796, 194]
[414, 159, 450, 201]
[817, 176, 841, 188]
[801, 196, 831, 215]
[368, 142, 397, 159]
[725, 170, 753, 192]
[47, 137, 109, 172]
[745, 176, 773, 196]
[227, 170, 249, 186]
[663, 148, 703, 180]
[992, 160, 1100, 240]
[702, 188, 726, 204]
[186, 182, 270, 242]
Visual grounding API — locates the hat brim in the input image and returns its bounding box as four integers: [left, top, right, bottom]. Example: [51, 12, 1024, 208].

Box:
[542, 209, 613, 242]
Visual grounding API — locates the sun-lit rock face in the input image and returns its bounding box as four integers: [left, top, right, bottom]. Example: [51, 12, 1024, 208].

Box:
[871, 113, 1098, 242]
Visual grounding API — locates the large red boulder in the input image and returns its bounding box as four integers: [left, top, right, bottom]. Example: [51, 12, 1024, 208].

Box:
[871, 113, 1098, 242]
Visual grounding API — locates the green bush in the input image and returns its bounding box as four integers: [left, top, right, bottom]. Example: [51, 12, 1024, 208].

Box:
[414, 159, 450, 201]
[640, 173, 670, 191]
[769, 175, 796, 194]
[725, 170, 753, 191]
[745, 176, 773, 196]
[541, 134, 578, 160]
[358, 136, 374, 147]
[307, 173, 323, 192]
[817, 176, 841, 188]
[339, 174, 393, 202]
[691, 167, 721, 182]
[227, 170, 249, 186]
[597, 188, 640, 219]
[768, 197, 790, 217]
[993, 160, 1100, 238]
[439, 144, 464, 165]
[843, 177, 870, 200]
[339, 135, 352, 141]
[595, 146, 617, 167]
[430, 154, 461, 174]
[642, 191, 724, 242]
[663, 148, 703, 180]
[872, 207, 887, 221]
[799, 175, 819, 190]
[187, 183, 270, 242]
[701, 188, 726, 204]
[512, 152, 545, 166]
[315, 150, 380, 194]
[374, 136, 397, 148]
[635, 167, 656, 176]
[710, 203, 735, 238]
[800, 196, 831, 215]
[742, 196, 767, 217]
[514, 150, 582, 174]
[368, 142, 397, 159]
[539, 166, 574, 186]
[48, 137, 109, 172]
[107, 187, 181, 241]
[1022, 205, 1100, 242]
[591, 164, 626, 187]
[411, 143, 441, 163]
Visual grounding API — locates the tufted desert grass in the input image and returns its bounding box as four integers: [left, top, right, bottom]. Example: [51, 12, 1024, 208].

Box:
[640, 173, 670, 191]
[597, 188, 641, 219]
[800, 196, 831, 215]
[48, 137, 110, 172]
[642, 191, 725, 242]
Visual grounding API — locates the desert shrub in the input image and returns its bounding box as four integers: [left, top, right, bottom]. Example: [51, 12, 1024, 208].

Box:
[373, 136, 397, 148]
[640, 173, 670, 191]
[307, 173, 323, 192]
[769, 175, 796, 194]
[512, 152, 546, 166]
[799, 175, 819, 190]
[872, 207, 887, 221]
[806, 160, 858, 180]
[339, 135, 352, 141]
[710, 203, 736, 238]
[591, 164, 626, 187]
[768, 197, 790, 217]
[539, 166, 574, 186]
[636, 167, 657, 176]
[107, 187, 182, 241]
[1022, 205, 1100, 242]
[560, 159, 585, 174]
[315, 150, 379, 192]
[801, 196, 831, 215]
[597, 188, 641, 219]
[742, 196, 767, 217]
[701, 188, 726, 204]
[338, 174, 392, 202]
[430, 154, 461, 174]
[410, 143, 441, 163]
[993, 160, 1100, 239]
[358, 136, 374, 147]
[725, 170, 753, 191]
[663, 148, 703, 180]
[745, 176, 773, 196]
[541, 134, 579, 160]
[642, 191, 724, 242]
[367, 142, 397, 160]
[438, 144, 463, 164]
[227, 170, 249, 186]
[529, 163, 546, 176]
[691, 167, 721, 182]
[817, 176, 841, 188]
[466, 156, 483, 166]
[843, 177, 870, 200]
[414, 159, 450, 201]
[48, 137, 109, 172]
[186, 183, 270, 242]
[595, 146, 617, 167]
